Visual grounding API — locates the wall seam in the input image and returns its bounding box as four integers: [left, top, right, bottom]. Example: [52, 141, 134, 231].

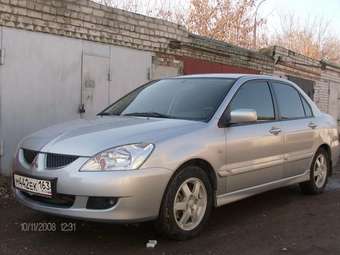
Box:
[0, 26, 3, 173]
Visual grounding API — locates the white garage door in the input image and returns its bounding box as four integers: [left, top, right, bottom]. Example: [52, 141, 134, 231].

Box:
[80, 46, 153, 118]
[81, 54, 110, 118]
[109, 46, 152, 103]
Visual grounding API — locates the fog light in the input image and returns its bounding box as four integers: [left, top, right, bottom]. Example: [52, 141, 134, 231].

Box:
[86, 197, 118, 209]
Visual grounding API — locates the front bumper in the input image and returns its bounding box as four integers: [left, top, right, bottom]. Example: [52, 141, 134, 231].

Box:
[13, 153, 173, 222]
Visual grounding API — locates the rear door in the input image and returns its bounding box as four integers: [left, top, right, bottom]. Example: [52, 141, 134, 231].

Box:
[225, 80, 285, 192]
[271, 81, 316, 178]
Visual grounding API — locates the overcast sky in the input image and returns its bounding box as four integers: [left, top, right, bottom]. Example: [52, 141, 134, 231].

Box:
[99, 0, 340, 37]
[259, 0, 340, 36]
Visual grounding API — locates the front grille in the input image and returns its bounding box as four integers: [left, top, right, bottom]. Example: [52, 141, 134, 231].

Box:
[21, 191, 75, 208]
[23, 149, 38, 164]
[46, 153, 79, 169]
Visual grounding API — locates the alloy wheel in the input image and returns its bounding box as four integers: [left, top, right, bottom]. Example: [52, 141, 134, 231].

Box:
[314, 154, 328, 188]
[173, 177, 208, 231]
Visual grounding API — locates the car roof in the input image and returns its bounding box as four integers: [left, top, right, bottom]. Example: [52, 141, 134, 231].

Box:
[173, 73, 297, 85]
[174, 73, 276, 80]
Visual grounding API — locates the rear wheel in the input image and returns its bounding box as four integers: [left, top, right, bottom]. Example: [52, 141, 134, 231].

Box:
[157, 166, 213, 240]
[300, 148, 329, 194]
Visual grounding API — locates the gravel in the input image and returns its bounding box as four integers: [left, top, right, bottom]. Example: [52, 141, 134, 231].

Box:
[0, 176, 12, 199]
[1, 165, 340, 254]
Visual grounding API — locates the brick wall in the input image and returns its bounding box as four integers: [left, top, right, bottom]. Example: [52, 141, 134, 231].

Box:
[1, 0, 340, 114]
[181, 34, 273, 74]
[0, 0, 189, 51]
[0, 0, 273, 73]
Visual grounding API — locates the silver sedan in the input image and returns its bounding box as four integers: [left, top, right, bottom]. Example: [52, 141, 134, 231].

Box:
[13, 74, 340, 240]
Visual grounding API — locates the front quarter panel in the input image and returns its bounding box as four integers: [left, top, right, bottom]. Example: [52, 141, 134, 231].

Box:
[141, 124, 226, 195]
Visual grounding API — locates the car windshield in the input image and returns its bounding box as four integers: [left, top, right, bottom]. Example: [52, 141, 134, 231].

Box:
[100, 78, 236, 122]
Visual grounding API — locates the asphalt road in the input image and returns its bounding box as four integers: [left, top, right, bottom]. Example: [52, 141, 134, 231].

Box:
[2, 166, 340, 255]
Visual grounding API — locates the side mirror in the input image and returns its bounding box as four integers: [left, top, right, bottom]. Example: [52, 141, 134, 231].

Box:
[229, 109, 257, 124]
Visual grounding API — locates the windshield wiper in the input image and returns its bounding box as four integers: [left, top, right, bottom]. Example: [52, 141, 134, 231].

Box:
[123, 112, 172, 119]
[97, 112, 119, 116]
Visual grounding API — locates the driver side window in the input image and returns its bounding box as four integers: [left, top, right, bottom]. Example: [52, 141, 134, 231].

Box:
[229, 81, 275, 121]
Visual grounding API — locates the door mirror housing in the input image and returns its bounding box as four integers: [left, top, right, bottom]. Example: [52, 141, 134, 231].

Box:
[229, 109, 257, 124]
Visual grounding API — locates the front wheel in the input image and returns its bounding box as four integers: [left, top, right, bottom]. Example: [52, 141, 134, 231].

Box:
[300, 148, 329, 194]
[157, 166, 213, 240]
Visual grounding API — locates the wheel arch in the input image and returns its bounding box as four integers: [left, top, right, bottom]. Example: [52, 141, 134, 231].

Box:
[316, 144, 333, 175]
[176, 159, 218, 192]
[160, 158, 218, 212]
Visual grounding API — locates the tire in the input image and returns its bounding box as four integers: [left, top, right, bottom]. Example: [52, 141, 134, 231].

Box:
[299, 148, 330, 195]
[156, 165, 213, 240]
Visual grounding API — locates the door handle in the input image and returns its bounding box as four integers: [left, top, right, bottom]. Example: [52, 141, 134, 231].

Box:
[308, 122, 317, 129]
[269, 127, 282, 135]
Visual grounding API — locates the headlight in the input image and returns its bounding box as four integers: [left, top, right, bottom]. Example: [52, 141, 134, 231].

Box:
[80, 143, 154, 171]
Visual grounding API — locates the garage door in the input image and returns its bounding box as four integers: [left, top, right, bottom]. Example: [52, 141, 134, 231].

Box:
[287, 75, 315, 100]
[81, 54, 110, 118]
[80, 46, 153, 118]
[178, 56, 260, 75]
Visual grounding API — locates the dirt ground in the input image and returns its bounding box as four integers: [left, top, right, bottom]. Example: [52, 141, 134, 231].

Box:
[2, 165, 340, 255]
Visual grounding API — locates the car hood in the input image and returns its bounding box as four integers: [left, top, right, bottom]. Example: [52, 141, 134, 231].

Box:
[20, 116, 205, 156]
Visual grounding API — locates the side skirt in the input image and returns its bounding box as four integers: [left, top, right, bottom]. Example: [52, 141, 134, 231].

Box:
[216, 171, 310, 207]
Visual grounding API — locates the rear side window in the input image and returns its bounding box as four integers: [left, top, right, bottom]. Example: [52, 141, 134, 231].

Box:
[229, 81, 275, 121]
[272, 83, 305, 119]
[300, 95, 313, 117]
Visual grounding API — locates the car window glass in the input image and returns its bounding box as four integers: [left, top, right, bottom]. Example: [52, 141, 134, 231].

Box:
[103, 78, 235, 122]
[229, 81, 275, 121]
[301, 95, 313, 117]
[272, 83, 305, 119]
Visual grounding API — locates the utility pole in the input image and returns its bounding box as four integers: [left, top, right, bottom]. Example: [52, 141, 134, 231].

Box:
[253, 0, 267, 49]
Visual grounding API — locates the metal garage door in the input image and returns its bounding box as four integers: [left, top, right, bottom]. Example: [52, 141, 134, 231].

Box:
[328, 82, 340, 129]
[178, 56, 260, 75]
[80, 46, 152, 118]
[108, 47, 152, 103]
[81, 54, 110, 118]
[287, 75, 315, 100]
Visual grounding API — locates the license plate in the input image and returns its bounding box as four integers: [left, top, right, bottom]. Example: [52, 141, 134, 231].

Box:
[14, 174, 53, 197]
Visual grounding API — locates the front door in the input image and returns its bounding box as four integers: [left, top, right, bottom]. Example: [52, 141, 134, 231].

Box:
[81, 54, 110, 118]
[225, 80, 284, 192]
